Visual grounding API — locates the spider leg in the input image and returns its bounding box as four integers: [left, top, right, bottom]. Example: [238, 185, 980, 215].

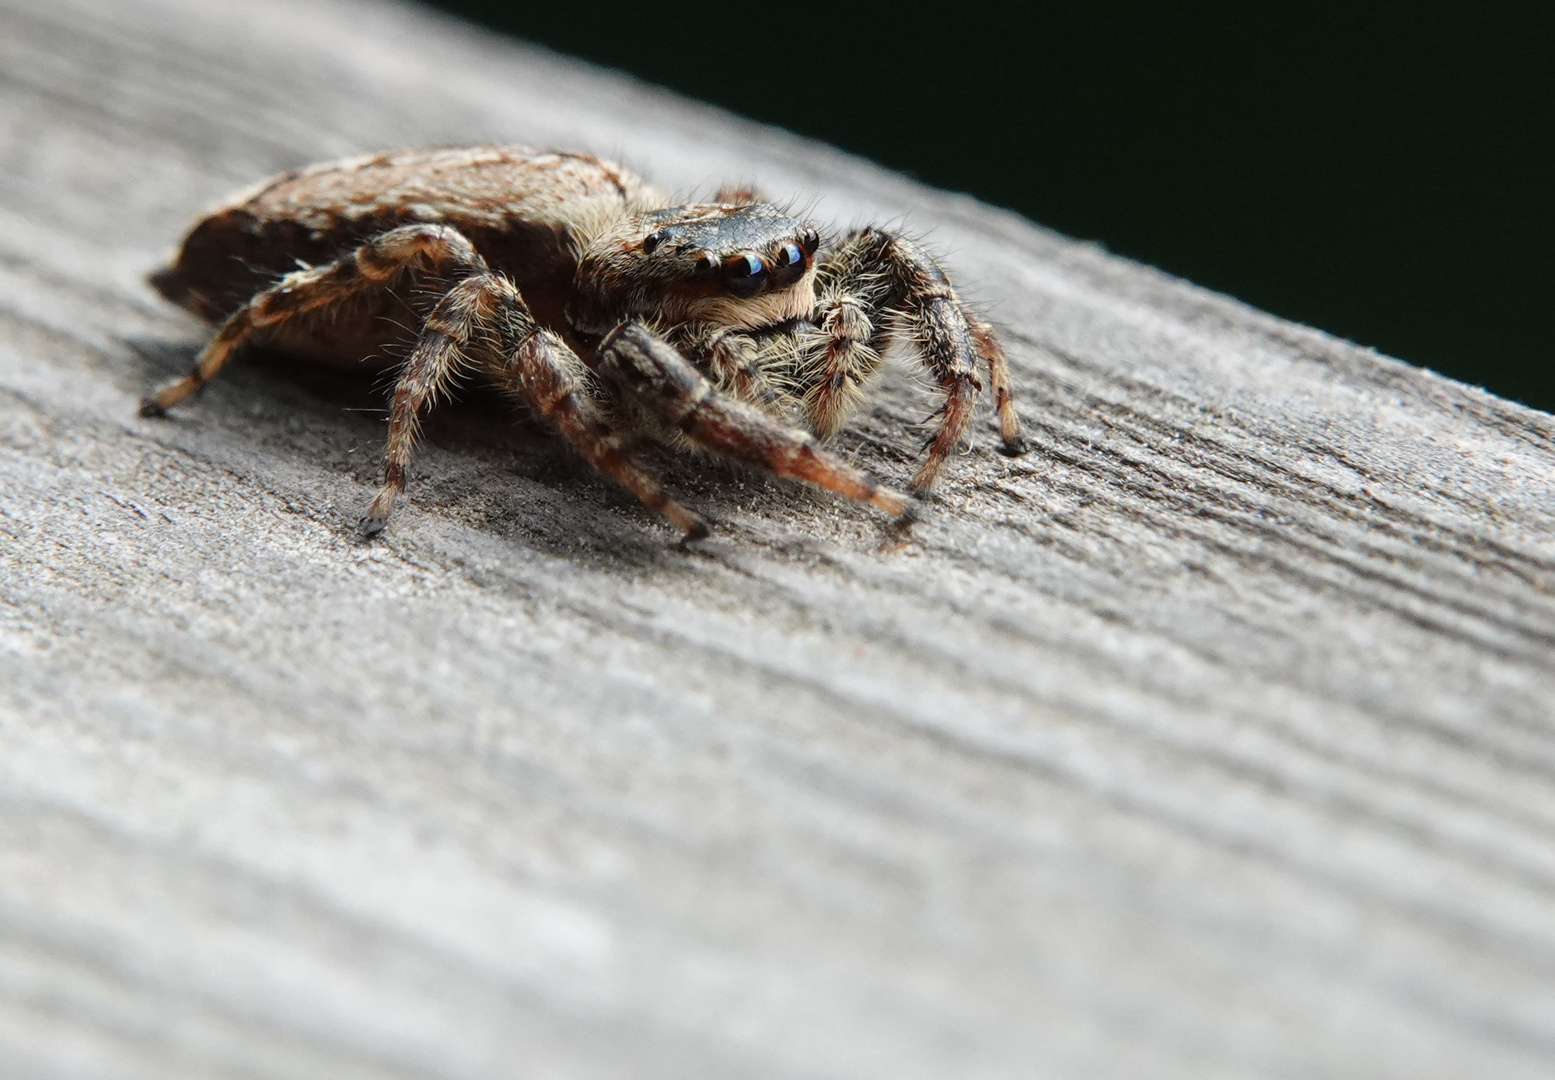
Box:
[969, 315, 1030, 455]
[597, 323, 911, 519]
[814, 228, 1028, 494]
[359, 274, 487, 535]
[140, 223, 485, 416]
[483, 295, 707, 540]
[362, 273, 705, 539]
[799, 291, 881, 438]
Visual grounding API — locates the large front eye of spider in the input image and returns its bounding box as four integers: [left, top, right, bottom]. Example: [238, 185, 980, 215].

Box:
[721, 253, 770, 298]
[770, 240, 809, 287]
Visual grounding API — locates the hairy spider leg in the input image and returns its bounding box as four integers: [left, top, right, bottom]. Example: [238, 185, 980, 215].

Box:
[969, 316, 1029, 455]
[597, 323, 911, 519]
[798, 286, 882, 439]
[360, 272, 488, 535]
[362, 273, 706, 539]
[815, 228, 1028, 494]
[482, 290, 708, 539]
[140, 223, 486, 416]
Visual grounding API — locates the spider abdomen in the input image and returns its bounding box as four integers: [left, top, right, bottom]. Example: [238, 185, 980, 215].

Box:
[151, 146, 668, 367]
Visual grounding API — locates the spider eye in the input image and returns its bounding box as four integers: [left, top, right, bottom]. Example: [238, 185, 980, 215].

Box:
[693, 253, 718, 276]
[643, 230, 667, 254]
[722, 253, 769, 297]
[799, 227, 819, 253]
[771, 242, 808, 286]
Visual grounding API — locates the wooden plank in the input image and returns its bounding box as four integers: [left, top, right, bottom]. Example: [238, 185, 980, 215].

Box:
[1, 0, 1553, 1076]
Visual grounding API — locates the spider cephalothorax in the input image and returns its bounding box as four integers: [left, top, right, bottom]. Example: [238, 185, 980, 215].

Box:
[143, 147, 1028, 540]
[569, 203, 820, 333]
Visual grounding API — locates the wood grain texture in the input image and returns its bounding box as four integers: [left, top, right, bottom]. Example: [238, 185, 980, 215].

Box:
[2, 1, 1553, 1077]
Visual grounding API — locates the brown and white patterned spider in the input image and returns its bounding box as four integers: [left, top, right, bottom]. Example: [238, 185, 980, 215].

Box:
[143, 147, 1029, 540]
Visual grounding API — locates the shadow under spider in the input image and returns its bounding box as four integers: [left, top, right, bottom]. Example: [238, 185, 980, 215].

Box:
[118, 335, 890, 563]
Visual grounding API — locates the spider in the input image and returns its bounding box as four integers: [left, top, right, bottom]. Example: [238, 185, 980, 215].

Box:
[142, 147, 1029, 540]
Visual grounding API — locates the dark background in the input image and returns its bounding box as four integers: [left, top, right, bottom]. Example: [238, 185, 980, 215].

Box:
[421, 2, 1555, 412]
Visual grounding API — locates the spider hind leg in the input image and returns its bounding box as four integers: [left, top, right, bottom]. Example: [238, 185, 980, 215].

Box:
[140, 223, 486, 417]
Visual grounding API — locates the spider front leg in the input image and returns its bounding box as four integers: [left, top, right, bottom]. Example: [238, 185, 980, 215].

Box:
[140, 223, 486, 416]
[596, 323, 911, 520]
[808, 229, 1028, 495]
[362, 273, 705, 539]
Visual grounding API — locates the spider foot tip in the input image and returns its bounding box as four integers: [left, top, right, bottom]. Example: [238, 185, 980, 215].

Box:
[998, 434, 1031, 458]
[357, 513, 388, 540]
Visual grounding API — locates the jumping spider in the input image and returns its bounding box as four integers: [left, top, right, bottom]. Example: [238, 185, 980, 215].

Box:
[144, 147, 1028, 539]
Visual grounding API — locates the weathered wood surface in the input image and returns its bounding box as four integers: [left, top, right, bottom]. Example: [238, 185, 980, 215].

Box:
[2, 0, 1554, 1076]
